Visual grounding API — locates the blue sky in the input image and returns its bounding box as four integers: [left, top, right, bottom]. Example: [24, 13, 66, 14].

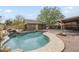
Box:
[0, 6, 79, 22]
[0, 6, 43, 20]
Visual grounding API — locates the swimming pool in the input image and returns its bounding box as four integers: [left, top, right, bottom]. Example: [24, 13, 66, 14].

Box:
[5, 32, 49, 51]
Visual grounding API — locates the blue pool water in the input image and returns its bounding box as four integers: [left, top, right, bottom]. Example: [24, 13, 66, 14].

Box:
[5, 32, 49, 51]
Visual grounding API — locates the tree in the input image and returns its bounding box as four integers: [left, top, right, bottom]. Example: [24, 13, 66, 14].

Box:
[5, 19, 12, 25]
[4, 15, 26, 29]
[37, 6, 64, 29]
[11, 15, 26, 29]
[15, 15, 25, 22]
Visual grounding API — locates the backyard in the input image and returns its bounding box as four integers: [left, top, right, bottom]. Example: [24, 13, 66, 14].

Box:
[0, 6, 79, 52]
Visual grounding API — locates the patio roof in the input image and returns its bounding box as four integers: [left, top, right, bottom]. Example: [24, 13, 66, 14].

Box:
[25, 19, 46, 24]
[61, 16, 79, 23]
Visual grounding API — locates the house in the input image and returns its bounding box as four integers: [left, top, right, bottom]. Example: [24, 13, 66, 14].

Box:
[24, 20, 46, 31]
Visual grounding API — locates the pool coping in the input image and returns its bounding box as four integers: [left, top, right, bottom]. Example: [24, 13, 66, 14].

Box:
[1, 31, 64, 52]
[31, 31, 65, 52]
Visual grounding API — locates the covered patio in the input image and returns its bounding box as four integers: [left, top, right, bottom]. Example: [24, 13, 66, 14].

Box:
[59, 16, 79, 32]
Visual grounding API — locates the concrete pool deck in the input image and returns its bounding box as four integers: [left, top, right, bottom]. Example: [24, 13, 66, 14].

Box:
[32, 32, 64, 52]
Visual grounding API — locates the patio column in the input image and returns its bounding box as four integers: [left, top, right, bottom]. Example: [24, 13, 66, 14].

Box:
[36, 24, 38, 30]
[76, 21, 79, 31]
[60, 21, 64, 33]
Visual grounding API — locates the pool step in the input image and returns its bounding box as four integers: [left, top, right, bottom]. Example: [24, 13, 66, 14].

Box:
[1, 36, 9, 48]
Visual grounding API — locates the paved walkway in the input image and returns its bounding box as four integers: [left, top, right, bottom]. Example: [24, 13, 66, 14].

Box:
[47, 29, 79, 52]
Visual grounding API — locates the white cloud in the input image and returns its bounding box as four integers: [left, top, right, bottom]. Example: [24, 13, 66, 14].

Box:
[67, 7, 73, 9]
[61, 6, 73, 16]
[20, 13, 37, 19]
[64, 10, 69, 13]
[0, 9, 2, 12]
[4, 9, 14, 13]
[62, 10, 69, 14]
